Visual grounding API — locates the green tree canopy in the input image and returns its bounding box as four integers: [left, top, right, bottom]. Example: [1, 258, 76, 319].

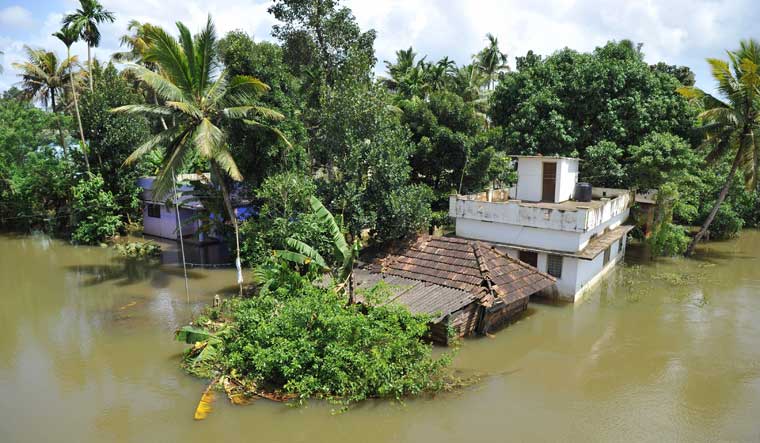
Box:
[490, 41, 697, 157]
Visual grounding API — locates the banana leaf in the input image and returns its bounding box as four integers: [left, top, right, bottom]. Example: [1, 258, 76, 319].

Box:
[175, 325, 213, 344]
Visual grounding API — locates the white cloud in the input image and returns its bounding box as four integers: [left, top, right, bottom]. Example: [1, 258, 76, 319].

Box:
[0, 6, 34, 30]
[1, 0, 758, 94]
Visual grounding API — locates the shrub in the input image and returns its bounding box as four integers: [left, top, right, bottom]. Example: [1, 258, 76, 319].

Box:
[648, 223, 689, 257]
[373, 184, 434, 241]
[706, 204, 744, 240]
[220, 277, 451, 403]
[71, 175, 123, 244]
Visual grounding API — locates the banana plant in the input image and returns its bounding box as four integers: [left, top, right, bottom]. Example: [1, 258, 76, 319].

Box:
[274, 196, 360, 302]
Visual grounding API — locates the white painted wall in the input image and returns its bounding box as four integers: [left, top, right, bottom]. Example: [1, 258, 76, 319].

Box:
[500, 247, 579, 297]
[513, 157, 579, 203]
[557, 158, 579, 203]
[500, 234, 629, 301]
[514, 157, 543, 202]
[143, 204, 200, 240]
[456, 218, 584, 252]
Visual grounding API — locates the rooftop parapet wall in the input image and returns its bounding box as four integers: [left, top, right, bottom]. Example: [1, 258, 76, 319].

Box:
[449, 189, 632, 234]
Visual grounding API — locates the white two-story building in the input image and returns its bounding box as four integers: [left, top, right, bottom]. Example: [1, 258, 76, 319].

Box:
[449, 155, 633, 301]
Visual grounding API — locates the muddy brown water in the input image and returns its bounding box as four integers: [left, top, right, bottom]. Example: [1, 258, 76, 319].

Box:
[1, 232, 759, 442]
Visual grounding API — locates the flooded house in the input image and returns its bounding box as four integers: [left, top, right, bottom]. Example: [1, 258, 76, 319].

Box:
[137, 174, 254, 243]
[359, 235, 555, 344]
[449, 155, 634, 301]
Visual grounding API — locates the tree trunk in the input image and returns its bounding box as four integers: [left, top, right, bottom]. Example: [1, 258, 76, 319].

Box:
[50, 91, 68, 158]
[213, 163, 243, 296]
[685, 150, 743, 256]
[68, 46, 90, 173]
[87, 44, 93, 93]
[154, 92, 168, 130]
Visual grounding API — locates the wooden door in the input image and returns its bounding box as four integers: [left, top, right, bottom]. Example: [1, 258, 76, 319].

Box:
[542, 162, 557, 202]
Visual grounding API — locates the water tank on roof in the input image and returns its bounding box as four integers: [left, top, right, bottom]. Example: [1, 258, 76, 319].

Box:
[575, 182, 592, 202]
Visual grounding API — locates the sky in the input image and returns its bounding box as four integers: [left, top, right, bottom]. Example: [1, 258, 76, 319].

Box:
[0, 0, 758, 95]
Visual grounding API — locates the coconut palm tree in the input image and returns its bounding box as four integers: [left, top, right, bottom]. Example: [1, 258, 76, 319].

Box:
[13, 47, 77, 156]
[476, 33, 509, 90]
[112, 20, 157, 65]
[112, 17, 290, 294]
[53, 25, 90, 171]
[112, 20, 169, 130]
[62, 0, 115, 92]
[678, 39, 760, 256]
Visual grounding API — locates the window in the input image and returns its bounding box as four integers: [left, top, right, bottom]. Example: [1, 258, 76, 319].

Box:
[618, 237, 624, 255]
[519, 250, 538, 268]
[147, 203, 161, 218]
[603, 246, 611, 266]
[547, 254, 563, 278]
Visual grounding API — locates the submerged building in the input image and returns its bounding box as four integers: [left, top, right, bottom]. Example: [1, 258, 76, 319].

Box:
[359, 235, 555, 344]
[449, 155, 633, 301]
[137, 174, 253, 243]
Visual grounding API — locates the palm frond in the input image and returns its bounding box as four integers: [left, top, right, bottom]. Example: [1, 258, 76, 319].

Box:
[111, 103, 173, 116]
[143, 24, 193, 94]
[165, 100, 202, 119]
[126, 64, 185, 102]
[123, 129, 177, 165]
[212, 149, 243, 181]
[225, 105, 284, 120]
[227, 75, 269, 95]
[193, 118, 224, 158]
[152, 127, 195, 198]
[243, 119, 292, 147]
[194, 16, 217, 93]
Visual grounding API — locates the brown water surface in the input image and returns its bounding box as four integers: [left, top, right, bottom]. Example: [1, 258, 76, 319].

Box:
[1, 232, 759, 442]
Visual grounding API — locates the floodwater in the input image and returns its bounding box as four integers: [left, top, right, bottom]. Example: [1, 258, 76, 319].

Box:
[1, 232, 759, 443]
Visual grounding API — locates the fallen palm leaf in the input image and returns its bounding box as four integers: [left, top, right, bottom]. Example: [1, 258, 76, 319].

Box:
[222, 376, 255, 406]
[194, 382, 216, 420]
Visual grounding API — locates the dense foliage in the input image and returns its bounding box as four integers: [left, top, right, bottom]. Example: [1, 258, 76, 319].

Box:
[490, 41, 697, 159]
[71, 174, 123, 244]
[177, 262, 453, 405]
[222, 278, 450, 403]
[0, 98, 75, 232]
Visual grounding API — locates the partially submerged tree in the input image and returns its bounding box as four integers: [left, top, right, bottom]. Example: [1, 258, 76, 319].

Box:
[113, 16, 290, 293]
[678, 39, 760, 255]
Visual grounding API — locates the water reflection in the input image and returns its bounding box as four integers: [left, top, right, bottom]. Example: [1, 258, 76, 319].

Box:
[65, 257, 206, 288]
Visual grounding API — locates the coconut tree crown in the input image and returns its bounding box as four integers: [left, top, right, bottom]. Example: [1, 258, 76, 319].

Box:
[112, 16, 290, 199]
[62, 0, 115, 48]
[679, 38, 760, 190]
[12, 47, 78, 108]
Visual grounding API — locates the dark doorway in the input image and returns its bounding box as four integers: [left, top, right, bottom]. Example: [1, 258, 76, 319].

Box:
[542, 162, 557, 202]
[519, 250, 539, 268]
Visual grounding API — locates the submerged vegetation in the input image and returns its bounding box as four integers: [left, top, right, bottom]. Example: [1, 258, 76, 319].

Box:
[176, 266, 456, 414]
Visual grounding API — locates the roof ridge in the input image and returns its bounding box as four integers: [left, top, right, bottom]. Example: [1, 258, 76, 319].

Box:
[470, 241, 497, 301]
